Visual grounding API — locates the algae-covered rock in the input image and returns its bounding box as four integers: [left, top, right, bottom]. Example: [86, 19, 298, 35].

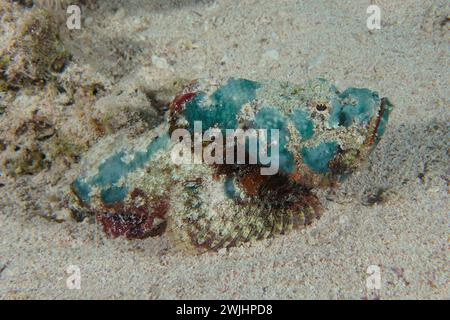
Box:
[3, 144, 48, 176]
[0, 4, 69, 90]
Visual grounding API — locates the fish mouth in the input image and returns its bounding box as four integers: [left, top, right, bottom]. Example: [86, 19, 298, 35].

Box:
[367, 97, 393, 146]
[373, 98, 387, 140]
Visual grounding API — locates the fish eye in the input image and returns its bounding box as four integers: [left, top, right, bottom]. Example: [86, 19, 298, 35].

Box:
[315, 103, 328, 112]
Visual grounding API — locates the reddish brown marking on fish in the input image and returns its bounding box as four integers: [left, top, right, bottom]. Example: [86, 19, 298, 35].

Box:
[170, 92, 197, 114]
[238, 171, 265, 196]
[367, 98, 386, 146]
[96, 189, 169, 239]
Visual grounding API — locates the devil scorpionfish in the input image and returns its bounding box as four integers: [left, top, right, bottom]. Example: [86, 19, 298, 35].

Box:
[69, 78, 393, 252]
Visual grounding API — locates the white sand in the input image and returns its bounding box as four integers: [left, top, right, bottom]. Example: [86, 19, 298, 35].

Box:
[0, 0, 448, 299]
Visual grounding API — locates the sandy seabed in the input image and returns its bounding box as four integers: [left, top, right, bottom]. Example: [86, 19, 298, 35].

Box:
[0, 0, 448, 299]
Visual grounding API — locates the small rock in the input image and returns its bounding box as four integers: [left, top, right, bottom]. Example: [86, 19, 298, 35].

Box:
[220, 53, 231, 65]
[262, 49, 280, 61]
[151, 55, 171, 70]
[307, 52, 326, 70]
[53, 208, 72, 221]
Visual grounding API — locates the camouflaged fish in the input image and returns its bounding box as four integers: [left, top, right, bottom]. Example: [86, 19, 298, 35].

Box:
[69, 78, 393, 252]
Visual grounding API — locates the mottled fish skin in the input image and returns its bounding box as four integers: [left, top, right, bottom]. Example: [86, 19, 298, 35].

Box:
[69, 78, 393, 252]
